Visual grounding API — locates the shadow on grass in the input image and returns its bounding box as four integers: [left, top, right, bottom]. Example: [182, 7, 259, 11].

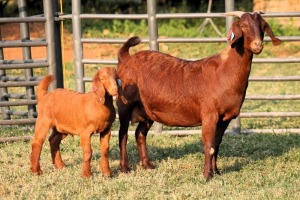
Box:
[51, 132, 300, 177]
[105, 133, 300, 175]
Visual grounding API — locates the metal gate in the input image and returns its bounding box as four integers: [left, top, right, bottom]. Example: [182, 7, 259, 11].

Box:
[0, 0, 63, 126]
[1, 0, 299, 134]
[64, 0, 300, 134]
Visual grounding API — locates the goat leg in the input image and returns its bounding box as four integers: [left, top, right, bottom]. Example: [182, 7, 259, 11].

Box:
[30, 142, 43, 175]
[30, 119, 51, 175]
[119, 124, 130, 172]
[80, 134, 92, 178]
[212, 120, 230, 175]
[118, 105, 132, 173]
[201, 115, 219, 181]
[100, 129, 112, 177]
[135, 121, 154, 170]
[49, 128, 67, 169]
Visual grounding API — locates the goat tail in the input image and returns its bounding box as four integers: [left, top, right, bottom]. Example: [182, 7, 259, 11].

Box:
[118, 36, 141, 63]
[36, 75, 54, 101]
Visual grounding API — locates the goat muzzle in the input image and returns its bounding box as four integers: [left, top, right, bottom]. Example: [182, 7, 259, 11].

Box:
[108, 87, 118, 96]
[251, 39, 264, 54]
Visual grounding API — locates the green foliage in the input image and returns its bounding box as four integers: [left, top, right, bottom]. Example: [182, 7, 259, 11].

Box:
[80, 19, 149, 38]
[267, 18, 300, 36]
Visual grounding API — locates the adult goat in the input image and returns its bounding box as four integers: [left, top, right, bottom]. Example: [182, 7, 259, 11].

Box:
[117, 11, 281, 181]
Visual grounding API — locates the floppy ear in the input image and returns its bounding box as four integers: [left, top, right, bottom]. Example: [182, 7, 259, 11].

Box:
[261, 19, 282, 46]
[92, 70, 106, 104]
[227, 20, 243, 48]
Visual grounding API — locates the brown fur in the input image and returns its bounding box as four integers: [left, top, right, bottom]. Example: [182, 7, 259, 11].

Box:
[30, 67, 118, 178]
[116, 12, 282, 181]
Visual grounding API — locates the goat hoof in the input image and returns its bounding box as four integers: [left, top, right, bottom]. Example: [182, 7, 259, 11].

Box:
[120, 165, 131, 173]
[81, 172, 92, 178]
[205, 175, 213, 182]
[31, 168, 43, 175]
[214, 169, 222, 175]
[55, 163, 66, 169]
[142, 161, 155, 170]
[102, 170, 112, 178]
[204, 172, 213, 182]
[81, 174, 92, 178]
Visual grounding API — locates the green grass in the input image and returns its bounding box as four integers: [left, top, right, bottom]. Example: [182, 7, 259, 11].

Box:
[0, 132, 299, 199]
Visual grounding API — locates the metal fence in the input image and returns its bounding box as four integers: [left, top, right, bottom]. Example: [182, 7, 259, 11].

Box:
[0, 0, 299, 134]
[0, 0, 63, 126]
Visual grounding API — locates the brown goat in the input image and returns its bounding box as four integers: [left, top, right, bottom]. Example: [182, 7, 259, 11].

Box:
[30, 67, 117, 178]
[116, 11, 282, 181]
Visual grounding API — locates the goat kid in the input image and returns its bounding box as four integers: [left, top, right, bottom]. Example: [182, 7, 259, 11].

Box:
[117, 11, 282, 181]
[30, 67, 117, 178]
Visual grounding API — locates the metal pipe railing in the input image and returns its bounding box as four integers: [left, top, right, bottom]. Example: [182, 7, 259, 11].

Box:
[81, 36, 300, 44]
[0, 25, 9, 120]
[72, 0, 84, 93]
[1, 0, 299, 130]
[0, 0, 63, 125]
[60, 12, 300, 20]
[43, 0, 63, 90]
[0, 17, 46, 23]
[147, 0, 162, 134]
[0, 39, 47, 48]
[18, 0, 36, 119]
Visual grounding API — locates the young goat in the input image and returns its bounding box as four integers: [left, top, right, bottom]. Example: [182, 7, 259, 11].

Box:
[117, 11, 282, 181]
[31, 67, 117, 178]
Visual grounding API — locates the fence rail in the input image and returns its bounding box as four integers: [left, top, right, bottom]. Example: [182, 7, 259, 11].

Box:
[0, 0, 299, 135]
[0, 0, 62, 126]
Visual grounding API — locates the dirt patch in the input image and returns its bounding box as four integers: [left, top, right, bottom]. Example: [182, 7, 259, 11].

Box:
[1, 23, 119, 63]
[2, 23, 299, 64]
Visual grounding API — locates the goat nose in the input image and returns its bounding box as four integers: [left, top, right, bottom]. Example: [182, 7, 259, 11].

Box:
[111, 87, 118, 95]
[254, 40, 263, 47]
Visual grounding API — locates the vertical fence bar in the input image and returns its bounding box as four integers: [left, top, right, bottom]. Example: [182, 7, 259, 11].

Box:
[147, 0, 163, 134]
[52, 0, 64, 88]
[225, 0, 235, 35]
[147, 0, 159, 50]
[43, 0, 60, 90]
[0, 29, 10, 120]
[72, 0, 84, 93]
[18, 0, 35, 118]
[225, 0, 241, 133]
[43, 0, 63, 89]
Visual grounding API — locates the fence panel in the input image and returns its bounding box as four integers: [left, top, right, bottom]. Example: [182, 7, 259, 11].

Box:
[0, 0, 299, 134]
[62, 0, 299, 134]
[0, 0, 63, 126]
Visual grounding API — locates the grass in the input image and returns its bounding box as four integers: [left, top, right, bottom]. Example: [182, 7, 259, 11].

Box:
[1, 11, 299, 200]
[0, 131, 299, 199]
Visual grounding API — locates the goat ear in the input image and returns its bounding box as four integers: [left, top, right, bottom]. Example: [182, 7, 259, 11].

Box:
[261, 19, 282, 46]
[227, 21, 243, 48]
[92, 71, 106, 104]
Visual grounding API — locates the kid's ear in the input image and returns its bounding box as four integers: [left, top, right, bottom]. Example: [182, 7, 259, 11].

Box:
[227, 20, 243, 48]
[92, 70, 105, 104]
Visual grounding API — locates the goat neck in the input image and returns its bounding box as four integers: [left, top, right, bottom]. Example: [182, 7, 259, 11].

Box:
[217, 44, 253, 97]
